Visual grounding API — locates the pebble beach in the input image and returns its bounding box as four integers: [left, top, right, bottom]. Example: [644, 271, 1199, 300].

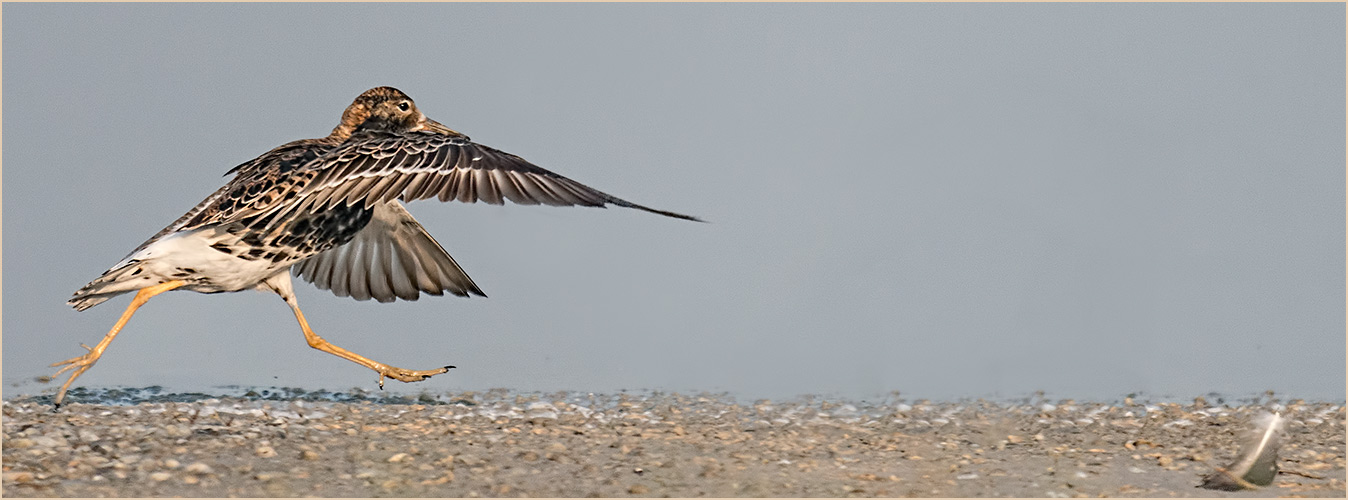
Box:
[3, 388, 1343, 497]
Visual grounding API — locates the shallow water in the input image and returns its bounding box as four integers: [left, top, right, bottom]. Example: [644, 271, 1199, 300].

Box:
[8, 385, 1339, 413]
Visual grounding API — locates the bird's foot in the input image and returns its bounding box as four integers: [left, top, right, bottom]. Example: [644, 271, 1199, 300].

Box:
[375, 365, 456, 389]
[49, 344, 102, 408]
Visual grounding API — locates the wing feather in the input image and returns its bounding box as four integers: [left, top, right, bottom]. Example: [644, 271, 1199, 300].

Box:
[383, 170, 417, 203]
[401, 171, 433, 201]
[225, 130, 699, 225]
[363, 173, 402, 209]
[475, 166, 502, 205]
[456, 168, 477, 204]
[364, 239, 394, 302]
[292, 201, 485, 302]
[387, 236, 421, 300]
[516, 173, 564, 206]
[343, 175, 382, 209]
[324, 242, 353, 297]
[345, 236, 371, 301]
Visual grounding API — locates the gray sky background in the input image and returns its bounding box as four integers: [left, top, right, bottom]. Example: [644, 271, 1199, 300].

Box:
[4, 3, 1343, 402]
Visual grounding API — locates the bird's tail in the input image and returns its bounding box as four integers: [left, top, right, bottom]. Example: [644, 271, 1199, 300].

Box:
[68, 261, 147, 312]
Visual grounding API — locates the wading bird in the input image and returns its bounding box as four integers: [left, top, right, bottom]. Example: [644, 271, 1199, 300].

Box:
[55, 86, 699, 407]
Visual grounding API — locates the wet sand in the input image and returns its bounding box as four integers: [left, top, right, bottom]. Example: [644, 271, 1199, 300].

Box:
[3, 389, 1343, 497]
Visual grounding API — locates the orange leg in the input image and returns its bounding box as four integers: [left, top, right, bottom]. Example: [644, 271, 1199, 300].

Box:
[279, 294, 453, 388]
[51, 280, 186, 407]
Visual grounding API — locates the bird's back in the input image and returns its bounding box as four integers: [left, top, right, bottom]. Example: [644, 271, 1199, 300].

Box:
[69, 136, 354, 310]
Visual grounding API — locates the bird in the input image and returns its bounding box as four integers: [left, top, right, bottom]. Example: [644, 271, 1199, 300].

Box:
[53, 86, 700, 407]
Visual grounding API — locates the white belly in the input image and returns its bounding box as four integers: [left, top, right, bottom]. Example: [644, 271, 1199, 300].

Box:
[121, 228, 294, 293]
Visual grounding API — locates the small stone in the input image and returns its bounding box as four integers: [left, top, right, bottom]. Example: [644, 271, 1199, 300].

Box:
[422, 472, 454, 485]
[3, 471, 35, 483]
[163, 459, 181, 469]
[31, 435, 66, 448]
[163, 425, 191, 438]
[149, 472, 171, 482]
[458, 455, 484, 467]
[629, 484, 649, 494]
[8, 439, 34, 449]
[78, 429, 101, 443]
[1006, 435, 1024, 444]
[546, 442, 567, 453]
[301, 450, 320, 461]
[255, 446, 277, 458]
[388, 452, 411, 463]
[185, 462, 213, 474]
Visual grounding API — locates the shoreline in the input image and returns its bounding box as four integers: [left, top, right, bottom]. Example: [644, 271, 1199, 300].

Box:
[3, 390, 1343, 497]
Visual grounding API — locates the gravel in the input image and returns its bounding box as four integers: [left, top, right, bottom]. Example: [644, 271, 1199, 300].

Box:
[2, 389, 1342, 497]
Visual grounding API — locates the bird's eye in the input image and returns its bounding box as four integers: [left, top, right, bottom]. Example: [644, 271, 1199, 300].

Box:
[397, 101, 410, 112]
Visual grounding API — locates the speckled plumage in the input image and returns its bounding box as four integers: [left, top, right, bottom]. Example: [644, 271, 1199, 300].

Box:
[52, 86, 699, 407]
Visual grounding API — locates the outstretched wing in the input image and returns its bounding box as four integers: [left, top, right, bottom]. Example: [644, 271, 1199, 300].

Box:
[263, 131, 701, 225]
[291, 201, 485, 302]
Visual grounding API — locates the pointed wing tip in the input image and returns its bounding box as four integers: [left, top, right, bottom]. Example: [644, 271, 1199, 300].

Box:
[682, 214, 709, 223]
[606, 198, 704, 222]
[639, 206, 706, 223]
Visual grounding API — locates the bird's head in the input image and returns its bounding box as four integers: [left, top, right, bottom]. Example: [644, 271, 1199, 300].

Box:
[332, 87, 462, 139]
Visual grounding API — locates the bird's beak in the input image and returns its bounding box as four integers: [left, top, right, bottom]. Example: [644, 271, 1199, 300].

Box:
[419, 116, 463, 137]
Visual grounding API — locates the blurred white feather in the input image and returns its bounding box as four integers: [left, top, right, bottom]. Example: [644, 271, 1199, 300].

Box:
[1199, 412, 1286, 490]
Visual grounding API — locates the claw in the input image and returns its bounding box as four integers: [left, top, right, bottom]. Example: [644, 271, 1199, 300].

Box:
[51, 362, 80, 378]
[378, 373, 386, 390]
[51, 356, 82, 368]
[51, 344, 96, 368]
